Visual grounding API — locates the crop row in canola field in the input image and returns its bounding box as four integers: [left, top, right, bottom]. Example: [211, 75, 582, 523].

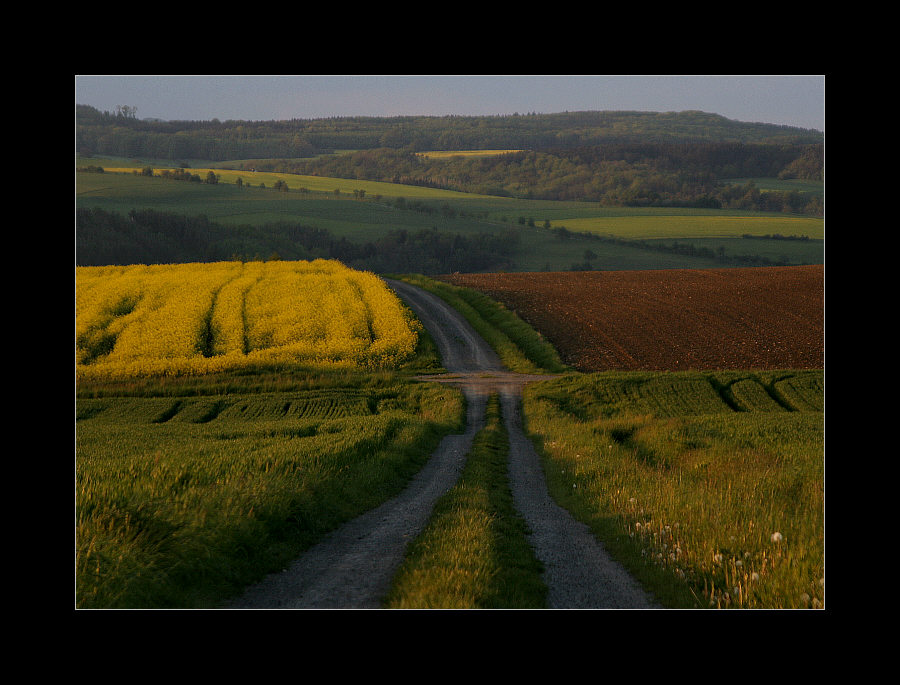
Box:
[75, 260, 420, 380]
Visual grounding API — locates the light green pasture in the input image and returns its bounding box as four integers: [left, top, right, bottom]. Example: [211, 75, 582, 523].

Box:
[548, 215, 824, 240]
[76, 164, 823, 270]
[101, 166, 497, 201]
[416, 149, 522, 159]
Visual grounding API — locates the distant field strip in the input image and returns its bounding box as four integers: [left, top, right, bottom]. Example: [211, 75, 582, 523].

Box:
[100, 167, 496, 201]
[552, 215, 824, 240]
[416, 150, 522, 159]
[75, 260, 420, 379]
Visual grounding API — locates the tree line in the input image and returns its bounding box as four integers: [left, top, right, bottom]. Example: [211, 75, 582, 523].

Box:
[75, 105, 823, 214]
[248, 145, 823, 215]
[76, 105, 822, 155]
[75, 208, 519, 274]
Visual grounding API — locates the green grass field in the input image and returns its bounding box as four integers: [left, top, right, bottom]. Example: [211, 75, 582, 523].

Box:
[722, 177, 823, 198]
[523, 369, 824, 609]
[76, 369, 465, 609]
[550, 213, 823, 240]
[75, 158, 823, 271]
[74, 268, 825, 608]
[74, 156, 825, 609]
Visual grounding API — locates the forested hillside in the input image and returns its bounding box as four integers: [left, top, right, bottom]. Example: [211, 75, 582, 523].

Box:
[253, 145, 823, 213]
[76, 106, 824, 214]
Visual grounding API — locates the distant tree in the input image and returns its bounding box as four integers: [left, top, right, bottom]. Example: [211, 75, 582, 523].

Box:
[115, 105, 138, 119]
[205, 170, 219, 184]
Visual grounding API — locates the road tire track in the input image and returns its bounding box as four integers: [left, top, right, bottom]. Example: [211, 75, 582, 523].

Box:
[227, 278, 658, 609]
[228, 390, 486, 609]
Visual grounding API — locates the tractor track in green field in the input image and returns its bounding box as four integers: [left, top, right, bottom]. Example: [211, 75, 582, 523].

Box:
[228, 280, 658, 609]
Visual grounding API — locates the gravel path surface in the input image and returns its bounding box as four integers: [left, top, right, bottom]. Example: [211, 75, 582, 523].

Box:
[227, 279, 659, 609]
[499, 388, 658, 609]
[228, 390, 486, 609]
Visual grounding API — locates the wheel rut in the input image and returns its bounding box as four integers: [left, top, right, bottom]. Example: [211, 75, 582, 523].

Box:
[227, 279, 658, 609]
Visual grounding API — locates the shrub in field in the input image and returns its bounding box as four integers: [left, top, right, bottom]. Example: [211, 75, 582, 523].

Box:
[524, 370, 824, 609]
[76, 260, 420, 380]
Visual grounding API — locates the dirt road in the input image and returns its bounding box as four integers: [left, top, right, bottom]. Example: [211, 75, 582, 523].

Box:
[227, 279, 658, 609]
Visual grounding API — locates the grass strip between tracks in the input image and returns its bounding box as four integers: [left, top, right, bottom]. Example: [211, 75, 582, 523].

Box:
[384, 393, 547, 609]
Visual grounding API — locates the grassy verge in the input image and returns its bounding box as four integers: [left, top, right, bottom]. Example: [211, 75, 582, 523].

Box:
[384, 394, 547, 609]
[523, 370, 825, 609]
[75, 368, 465, 609]
[388, 274, 569, 374]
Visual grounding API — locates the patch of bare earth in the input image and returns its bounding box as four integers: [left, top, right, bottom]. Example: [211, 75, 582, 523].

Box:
[438, 265, 824, 372]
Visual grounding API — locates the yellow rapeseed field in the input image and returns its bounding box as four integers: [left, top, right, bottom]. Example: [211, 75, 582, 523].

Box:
[75, 260, 420, 380]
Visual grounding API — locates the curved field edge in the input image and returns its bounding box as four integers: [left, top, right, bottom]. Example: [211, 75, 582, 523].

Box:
[386, 274, 570, 375]
[522, 370, 824, 609]
[75, 375, 465, 609]
[76, 261, 423, 382]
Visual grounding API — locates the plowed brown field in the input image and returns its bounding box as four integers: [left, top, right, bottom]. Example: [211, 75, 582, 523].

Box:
[438, 265, 824, 372]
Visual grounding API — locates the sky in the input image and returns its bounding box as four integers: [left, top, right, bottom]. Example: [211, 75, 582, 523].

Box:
[75, 75, 825, 132]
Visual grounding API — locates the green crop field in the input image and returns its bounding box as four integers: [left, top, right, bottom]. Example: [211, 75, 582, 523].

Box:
[76, 158, 823, 271]
[74, 147, 825, 609]
[76, 372, 465, 609]
[549, 213, 823, 241]
[523, 369, 824, 609]
[74, 264, 825, 609]
[723, 177, 823, 198]
[75, 170, 482, 239]
[416, 149, 523, 159]
[80, 158, 497, 201]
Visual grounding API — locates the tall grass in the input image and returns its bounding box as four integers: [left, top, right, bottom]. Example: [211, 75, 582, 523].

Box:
[384, 394, 546, 609]
[523, 370, 824, 609]
[75, 376, 465, 608]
